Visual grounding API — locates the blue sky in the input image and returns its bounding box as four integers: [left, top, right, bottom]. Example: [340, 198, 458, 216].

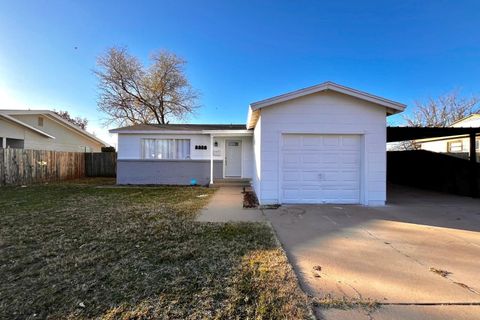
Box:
[1, 0, 479, 145]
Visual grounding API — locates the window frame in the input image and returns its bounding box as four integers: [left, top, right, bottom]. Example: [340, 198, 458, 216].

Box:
[141, 138, 191, 160]
[447, 140, 463, 153]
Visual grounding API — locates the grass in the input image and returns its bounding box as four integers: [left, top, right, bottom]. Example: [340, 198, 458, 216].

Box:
[313, 294, 379, 311]
[0, 178, 310, 319]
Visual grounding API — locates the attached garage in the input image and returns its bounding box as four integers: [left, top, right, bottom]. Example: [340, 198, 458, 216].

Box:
[112, 81, 406, 207]
[247, 82, 406, 206]
[281, 134, 361, 204]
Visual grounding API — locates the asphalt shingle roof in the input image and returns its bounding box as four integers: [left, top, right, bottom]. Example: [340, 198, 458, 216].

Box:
[110, 123, 248, 132]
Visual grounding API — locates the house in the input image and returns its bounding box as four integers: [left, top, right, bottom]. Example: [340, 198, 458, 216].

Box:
[419, 114, 480, 159]
[0, 109, 107, 152]
[110, 82, 406, 206]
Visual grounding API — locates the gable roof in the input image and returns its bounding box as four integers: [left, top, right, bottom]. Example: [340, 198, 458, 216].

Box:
[0, 109, 108, 146]
[110, 123, 248, 133]
[450, 113, 480, 127]
[0, 113, 55, 138]
[247, 81, 406, 129]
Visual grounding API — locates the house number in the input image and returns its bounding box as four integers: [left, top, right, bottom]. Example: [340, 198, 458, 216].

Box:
[195, 145, 208, 150]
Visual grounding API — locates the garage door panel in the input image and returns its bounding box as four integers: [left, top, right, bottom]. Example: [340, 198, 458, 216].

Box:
[283, 171, 300, 181]
[283, 135, 302, 149]
[302, 171, 320, 181]
[302, 136, 323, 147]
[283, 188, 300, 200]
[281, 134, 361, 204]
[340, 153, 360, 164]
[322, 135, 340, 146]
[341, 136, 361, 148]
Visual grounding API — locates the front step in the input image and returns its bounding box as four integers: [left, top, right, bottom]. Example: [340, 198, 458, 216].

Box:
[209, 179, 251, 188]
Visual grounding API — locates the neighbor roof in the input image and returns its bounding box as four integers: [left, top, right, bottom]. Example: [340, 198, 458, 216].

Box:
[0, 113, 55, 139]
[450, 113, 480, 127]
[247, 81, 407, 129]
[0, 109, 108, 146]
[109, 123, 248, 133]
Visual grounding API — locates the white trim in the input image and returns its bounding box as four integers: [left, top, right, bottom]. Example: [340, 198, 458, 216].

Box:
[416, 134, 473, 144]
[247, 81, 406, 129]
[250, 82, 406, 111]
[111, 130, 206, 134]
[111, 129, 253, 136]
[202, 130, 252, 135]
[210, 135, 214, 184]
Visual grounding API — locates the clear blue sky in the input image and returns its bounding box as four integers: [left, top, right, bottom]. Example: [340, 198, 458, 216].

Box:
[1, 0, 479, 144]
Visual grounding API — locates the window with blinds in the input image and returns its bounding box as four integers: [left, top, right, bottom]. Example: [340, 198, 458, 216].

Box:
[142, 139, 191, 159]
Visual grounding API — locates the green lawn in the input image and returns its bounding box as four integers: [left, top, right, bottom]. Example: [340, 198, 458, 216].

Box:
[0, 178, 310, 319]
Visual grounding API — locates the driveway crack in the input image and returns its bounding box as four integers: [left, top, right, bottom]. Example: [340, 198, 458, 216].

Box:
[361, 228, 480, 297]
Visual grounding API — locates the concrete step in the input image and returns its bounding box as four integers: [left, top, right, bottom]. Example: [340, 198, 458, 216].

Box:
[210, 179, 251, 187]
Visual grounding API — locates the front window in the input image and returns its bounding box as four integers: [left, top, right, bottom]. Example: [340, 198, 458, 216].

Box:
[142, 139, 190, 159]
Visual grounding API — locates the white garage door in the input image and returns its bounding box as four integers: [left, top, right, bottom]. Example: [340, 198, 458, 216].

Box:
[281, 134, 361, 204]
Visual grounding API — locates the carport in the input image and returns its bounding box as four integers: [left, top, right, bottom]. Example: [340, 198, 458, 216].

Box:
[387, 127, 480, 197]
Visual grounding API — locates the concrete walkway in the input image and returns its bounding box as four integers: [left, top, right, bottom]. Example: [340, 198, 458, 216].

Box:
[196, 186, 265, 222]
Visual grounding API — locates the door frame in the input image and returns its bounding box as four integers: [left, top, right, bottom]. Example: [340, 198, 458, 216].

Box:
[224, 139, 243, 178]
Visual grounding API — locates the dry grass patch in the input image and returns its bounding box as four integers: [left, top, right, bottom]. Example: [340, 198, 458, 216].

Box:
[0, 178, 310, 319]
[313, 294, 379, 311]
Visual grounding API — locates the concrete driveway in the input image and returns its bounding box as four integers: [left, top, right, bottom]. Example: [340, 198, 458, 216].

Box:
[264, 185, 480, 319]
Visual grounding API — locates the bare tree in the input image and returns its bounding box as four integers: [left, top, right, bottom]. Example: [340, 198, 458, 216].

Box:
[54, 110, 88, 130]
[404, 90, 480, 127]
[95, 47, 199, 126]
[397, 90, 480, 150]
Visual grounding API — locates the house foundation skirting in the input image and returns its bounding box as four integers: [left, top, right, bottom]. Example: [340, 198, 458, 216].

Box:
[116, 159, 223, 185]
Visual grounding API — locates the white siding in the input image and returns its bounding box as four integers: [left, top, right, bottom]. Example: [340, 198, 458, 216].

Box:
[452, 117, 480, 128]
[256, 90, 387, 206]
[117, 133, 253, 179]
[420, 140, 450, 153]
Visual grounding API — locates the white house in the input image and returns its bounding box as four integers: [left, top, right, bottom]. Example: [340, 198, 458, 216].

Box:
[0, 109, 107, 152]
[110, 82, 406, 206]
[419, 114, 480, 157]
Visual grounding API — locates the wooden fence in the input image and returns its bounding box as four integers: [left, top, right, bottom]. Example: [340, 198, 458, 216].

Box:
[0, 149, 117, 186]
[0, 148, 85, 186]
[85, 152, 117, 177]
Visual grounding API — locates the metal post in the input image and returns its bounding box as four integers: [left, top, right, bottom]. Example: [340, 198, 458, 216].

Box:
[210, 134, 214, 185]
[469, 132, 478, 197]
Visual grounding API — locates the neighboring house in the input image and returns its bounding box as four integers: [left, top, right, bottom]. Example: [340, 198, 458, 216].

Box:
[110, 82, 406, 206]
[0, 109, 107, 152]
[418, 114, 480, 158]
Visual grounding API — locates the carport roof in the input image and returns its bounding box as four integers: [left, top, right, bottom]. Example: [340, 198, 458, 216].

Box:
[387, 126, 480, 142]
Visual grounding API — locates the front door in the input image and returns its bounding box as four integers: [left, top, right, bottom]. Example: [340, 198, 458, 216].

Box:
[225, 140, 242, 177]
